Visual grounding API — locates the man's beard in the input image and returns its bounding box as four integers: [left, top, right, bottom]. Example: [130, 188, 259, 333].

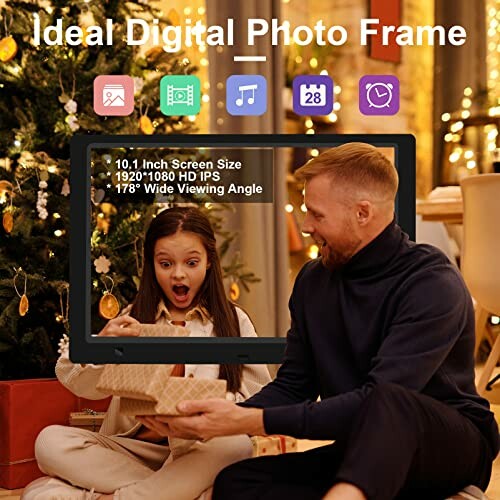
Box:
[320, 238, 361, 272]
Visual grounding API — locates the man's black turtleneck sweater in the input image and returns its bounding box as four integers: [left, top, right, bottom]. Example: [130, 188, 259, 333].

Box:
[244, 221, 499, 457]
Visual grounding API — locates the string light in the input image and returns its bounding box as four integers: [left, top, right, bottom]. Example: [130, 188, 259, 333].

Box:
[492, 316, 500, 325]
[285, 204, 294, 213]
[300, 203, 307, 212]
[486, 0, 500, 103]
[308, 245, 319, 259]
[441, 113, 451, 122]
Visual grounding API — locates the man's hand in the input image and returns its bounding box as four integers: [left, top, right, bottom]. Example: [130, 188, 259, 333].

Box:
[136, 399, 265, 441]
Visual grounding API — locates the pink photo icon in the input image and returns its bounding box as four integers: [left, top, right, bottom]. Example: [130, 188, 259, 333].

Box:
[94, 75, 134, 116]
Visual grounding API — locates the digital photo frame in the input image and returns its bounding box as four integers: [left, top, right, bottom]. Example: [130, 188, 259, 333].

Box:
[70, 134, 416, 364]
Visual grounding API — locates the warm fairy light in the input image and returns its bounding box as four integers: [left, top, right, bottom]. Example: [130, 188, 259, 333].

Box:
[486, 0, 500, 103]
[295, 55, 303, 64]
[198, 6, 206, 15]
[184, 7, 192, 15]
[464, 150, 474, 159]
[467, 160, 477, 169]
[200, 58, 208, 66]
[53, 213, 61, 219]
[320, 69, 328, 75]
[309, 58, 318, 68]
[202, 95, 210, 103]
[203, 82, 210, 90]
[450, 121, 464, 132]
[444, 133, 453, 142]
[306, 129, 315, 134]
[461, 110, 471, 119]
[462, 98, 472, 108]
[285, 203, 294, 213]
[13, 140, 21, 147]
[205, 203, 212, 209]
[449, 151, 461, 163]
[334, 85, 342, 94]
[188, 115, 196, 122]
[305, 119, 313, 128]
[463, 87, 473, 96]
[491, 316, 500, 325]
[333, 102, 341, 111]
[54, 230, 64, 237]
[308, 244, 319, 259]
[310, 149, 319, 157]
[328, 113, 338, 122]
[301, 203, 307, 213]
[441, 113, 451, 122]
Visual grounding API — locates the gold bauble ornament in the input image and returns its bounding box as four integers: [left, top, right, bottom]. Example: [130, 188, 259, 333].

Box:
[139, 115, 154, 135]
[99, 292, 120, 319]
[19, 293, 29, 316]
[229, 282, 240, 301]
[3, 211, 13, 233]
[0, 36, 18, 63]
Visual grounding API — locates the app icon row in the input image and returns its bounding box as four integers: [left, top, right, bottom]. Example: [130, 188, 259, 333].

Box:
[93, 74, 399, 118]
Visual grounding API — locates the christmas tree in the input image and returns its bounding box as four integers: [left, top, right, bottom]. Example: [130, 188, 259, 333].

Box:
[0, 1, 257, 379]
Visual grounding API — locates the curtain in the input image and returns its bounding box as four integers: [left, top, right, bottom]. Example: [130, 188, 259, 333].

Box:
[206, 0, 290, 339]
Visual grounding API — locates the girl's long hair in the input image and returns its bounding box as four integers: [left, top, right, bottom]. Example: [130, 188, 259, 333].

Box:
[130, 207, 243, 392]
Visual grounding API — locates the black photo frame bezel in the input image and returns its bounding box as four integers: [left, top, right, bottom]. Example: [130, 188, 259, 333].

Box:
[70, 134, 416, 364]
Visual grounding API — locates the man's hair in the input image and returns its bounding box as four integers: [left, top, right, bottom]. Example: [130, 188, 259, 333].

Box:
[295, 142, 399, 201]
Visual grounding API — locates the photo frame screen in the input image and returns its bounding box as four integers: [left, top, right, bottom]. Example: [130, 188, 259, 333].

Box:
[70, 134, 415, 364]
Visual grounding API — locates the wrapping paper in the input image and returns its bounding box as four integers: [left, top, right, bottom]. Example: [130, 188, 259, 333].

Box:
[69, 411, 106, 432]
[251, 435, 297, 457]
[119, 377, 227, 416]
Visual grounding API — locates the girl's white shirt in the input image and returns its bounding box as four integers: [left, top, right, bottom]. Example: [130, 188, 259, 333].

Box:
[56, 304, 272, 438]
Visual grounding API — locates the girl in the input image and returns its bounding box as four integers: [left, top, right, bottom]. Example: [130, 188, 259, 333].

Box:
[23, 207, 271, 500]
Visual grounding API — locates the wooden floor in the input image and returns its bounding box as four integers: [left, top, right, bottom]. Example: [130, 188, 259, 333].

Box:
[2, 371, 500, 500]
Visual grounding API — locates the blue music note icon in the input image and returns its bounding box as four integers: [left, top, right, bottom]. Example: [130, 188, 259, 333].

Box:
[226, 75, 267, 116]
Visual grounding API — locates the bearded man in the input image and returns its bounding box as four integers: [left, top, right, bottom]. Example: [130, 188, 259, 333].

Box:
[142, 143, 499, 500]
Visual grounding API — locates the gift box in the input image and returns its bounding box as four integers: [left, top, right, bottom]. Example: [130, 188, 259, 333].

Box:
[97, 363, 227, 416]
[119, 377, 227, 415]
[69, 410, 106, 432]
[0, 378, 111, 489]
[95, 322, 226, 416]
[251, 435, 297, 457]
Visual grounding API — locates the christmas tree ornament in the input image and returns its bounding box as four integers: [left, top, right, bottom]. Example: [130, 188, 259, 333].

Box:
[13, 267, 29, 316]
[94, 254, 111, 274]
[61, 178, 70, 196]
[0, 36, 17, 62]
[58, 283, 70, 332]
[36, 180, 48, 219]
[229, 281, 240, 301]
[3, 207, 13, 233]
[139, 115, 154, 134]
[1, 183, 14, 233]
[99, 276, 120, 319]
